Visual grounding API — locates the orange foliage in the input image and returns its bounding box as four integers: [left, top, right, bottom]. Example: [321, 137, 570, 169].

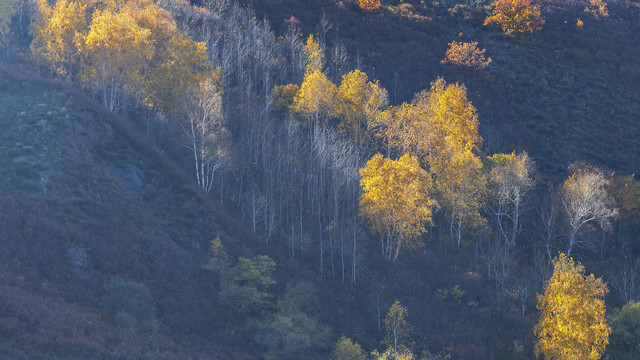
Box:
[441, 41, 492, 70]
[359, 0, 381, 12]
[483, 0, 544, 36]
[585, 0, 609, 18]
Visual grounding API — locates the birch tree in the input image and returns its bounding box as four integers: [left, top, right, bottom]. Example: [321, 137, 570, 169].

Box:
[183, 78, 230, 193]
[561, 164, 617, 256]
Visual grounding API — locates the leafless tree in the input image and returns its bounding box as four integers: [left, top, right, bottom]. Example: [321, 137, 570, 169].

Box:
[183, 79, 231, 193]
[487, 152, 535, 248]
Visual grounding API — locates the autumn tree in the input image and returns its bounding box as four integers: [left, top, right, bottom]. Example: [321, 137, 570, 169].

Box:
[337, 69, 389, 147]
[380, 78, 480, 163]
[359, 0, 381, 12]
[483, 0, 544, 36]
[417, 77, 480, 162]
[293, 69, 338, 131]
[423, 78, 485, 246]
[303, 34, 324, 74]
[435, 148, 486, 248]
[360, 154, 438, 261]
[441, 41, 492, 70]
[332, 336, 366, 360]
[76, 3, 155, 112]
[30, 0, 87, 79]
[534, 253, 610, 360]
[144, 32, 213, 114]
[384, 300, 412, 353]
[561, 164, 617, 256]
[182, 78, 230, 193]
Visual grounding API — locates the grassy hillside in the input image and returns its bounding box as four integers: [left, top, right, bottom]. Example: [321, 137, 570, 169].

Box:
[0, 63, 256, 358]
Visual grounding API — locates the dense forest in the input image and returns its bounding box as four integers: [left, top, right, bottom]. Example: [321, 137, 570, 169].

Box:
[1, 0, 640, 358]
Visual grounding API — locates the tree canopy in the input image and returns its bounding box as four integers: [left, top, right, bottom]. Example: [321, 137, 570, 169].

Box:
[535, 253, 610, 360]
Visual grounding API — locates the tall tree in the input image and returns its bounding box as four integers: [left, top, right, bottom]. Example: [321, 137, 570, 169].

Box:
[303, 34, 324, 74]
[293, 69, 338, 132]
[534, 253, 610, 360]
[485, 151, 535, 248]
[76, 3, 155, 112]
[337, 69, 388, 147]
[435, 148, 486, 248]
[359, 153, 438, 261]
[561, 164, 617, 256]
[379, 78, 480, 164]
[183, 78, 230, 193]
[144, 32, 213, 114]
[384, 300, 412, 354]
[30, 0, 87, 79]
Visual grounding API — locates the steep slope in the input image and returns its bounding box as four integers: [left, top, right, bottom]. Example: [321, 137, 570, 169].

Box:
[0, 63, 253, 358]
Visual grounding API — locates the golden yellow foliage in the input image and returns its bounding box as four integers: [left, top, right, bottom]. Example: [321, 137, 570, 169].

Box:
[76, 5, 155, 109]
[483, 0, 544, 36]
[31, 0, 214, 115]
[30, 0, 88, 78]
[380, 78, 479, 165]
[304, 34, 324, 74]
[359, 0, 381, 12]
[534, 253, 610, 360]
[360, 153, 438, 261]
[145, 32, 213, 113]
[434, 148, 486, 247]
[576, 18, 584, 29]
[337, 69, 389, 146]
[441, 41, 492, 70]
[418, 78, 480, 164]
[293, 69, 338, 123]
[128, 0, 177, 50]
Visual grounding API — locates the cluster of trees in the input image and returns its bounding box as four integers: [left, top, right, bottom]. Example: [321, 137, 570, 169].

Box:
[30, 0, 229, 192]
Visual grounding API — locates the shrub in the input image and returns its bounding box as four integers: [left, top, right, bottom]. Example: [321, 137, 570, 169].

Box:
[359, 0, 381, 12]
[483, 0, 544, 36]
[101, 278, 155, 324]
[441, 41, 492, 70]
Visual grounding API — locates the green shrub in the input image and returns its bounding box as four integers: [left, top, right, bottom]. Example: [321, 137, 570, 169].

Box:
[101, 277, 155, 324]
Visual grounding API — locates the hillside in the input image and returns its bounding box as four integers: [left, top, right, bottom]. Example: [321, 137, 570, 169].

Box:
[0, 63, 257, 358]
[254, 0, 640, 175]
[2, 0, 640, 359]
